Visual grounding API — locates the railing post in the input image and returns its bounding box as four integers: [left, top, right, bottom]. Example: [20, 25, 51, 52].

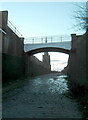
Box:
[45, 36, 47, 43]
[61, 35, 62, 42]
[51, 36, 52, 43]
[41, 38, 43, 43]
[21, 34, 22, 37]
[14, 27, 16, 33]
[32, 38, 34, 44]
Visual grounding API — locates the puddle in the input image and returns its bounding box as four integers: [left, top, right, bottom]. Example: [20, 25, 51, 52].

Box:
[47, 75, 69, 94]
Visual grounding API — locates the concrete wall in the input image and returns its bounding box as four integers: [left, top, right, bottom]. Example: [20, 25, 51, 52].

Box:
[67, 31, 88, 92]
[6, 27, 24, 56]
[0, 11, 24, 56]
[2, 53, 25, 81]
[86, 30, 88, 88]
[1, 11, 25, 81]
[25, 54, 51, 77]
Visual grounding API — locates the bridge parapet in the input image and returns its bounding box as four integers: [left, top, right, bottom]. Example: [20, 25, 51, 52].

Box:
[24, 41, 71, 54]
[24, 35, 71, 44]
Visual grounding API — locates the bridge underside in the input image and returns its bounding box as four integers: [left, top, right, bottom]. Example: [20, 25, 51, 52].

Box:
[26, 47, 70, 56]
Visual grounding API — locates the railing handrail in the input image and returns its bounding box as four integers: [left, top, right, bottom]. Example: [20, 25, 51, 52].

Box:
[0, 28, 7, 35]
[24, 35, 71, 44]
[7, 20, 22, 37]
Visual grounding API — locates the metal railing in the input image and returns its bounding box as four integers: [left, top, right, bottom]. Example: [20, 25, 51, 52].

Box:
[7, 20, 22, 37]
[0, 28, 7, 35]
[24, 35, 71, 44]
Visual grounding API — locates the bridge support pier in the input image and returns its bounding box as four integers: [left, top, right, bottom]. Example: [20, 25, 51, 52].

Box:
[43, 52, 51, 70]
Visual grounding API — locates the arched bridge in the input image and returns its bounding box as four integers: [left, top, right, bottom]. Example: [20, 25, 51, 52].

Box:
[26, 47, 70, 56]
[24, 35, 71, 55]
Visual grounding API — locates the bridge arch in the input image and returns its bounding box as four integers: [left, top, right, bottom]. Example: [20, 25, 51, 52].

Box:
[26, 47, 70, 56]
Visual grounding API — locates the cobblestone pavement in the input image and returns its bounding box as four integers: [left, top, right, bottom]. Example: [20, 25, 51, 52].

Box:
[2, 73, 82, 118]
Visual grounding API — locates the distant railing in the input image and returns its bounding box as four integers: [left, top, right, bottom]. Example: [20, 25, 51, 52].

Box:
[24, 35, 71, 44]
[7, 20, 22, 37]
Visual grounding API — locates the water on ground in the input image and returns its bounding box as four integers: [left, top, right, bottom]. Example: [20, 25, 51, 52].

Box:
[2, 73, 82, 118]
